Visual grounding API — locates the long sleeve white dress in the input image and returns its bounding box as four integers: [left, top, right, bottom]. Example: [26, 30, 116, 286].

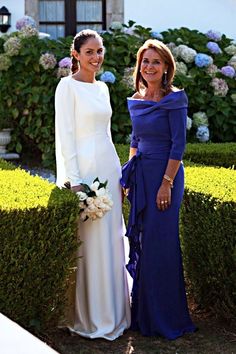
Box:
[55, 76, 131, 340]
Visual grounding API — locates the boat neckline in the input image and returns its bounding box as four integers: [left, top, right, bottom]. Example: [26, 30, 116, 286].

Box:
[70, 77, 100, 85]
[127, 89, 184, 104]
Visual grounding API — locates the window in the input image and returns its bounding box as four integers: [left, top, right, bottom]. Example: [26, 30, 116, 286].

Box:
[39, 0, 106, 39]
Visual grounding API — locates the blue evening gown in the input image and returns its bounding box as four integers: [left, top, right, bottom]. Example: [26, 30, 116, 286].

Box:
[121, 90, 196, 340]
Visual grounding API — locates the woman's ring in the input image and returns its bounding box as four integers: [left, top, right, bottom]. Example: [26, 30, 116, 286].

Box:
[161, 201, 164, 204]
[164, 200, 168, 203]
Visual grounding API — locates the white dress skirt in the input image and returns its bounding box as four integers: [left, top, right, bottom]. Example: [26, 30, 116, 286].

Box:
[55, 76, 131, 340]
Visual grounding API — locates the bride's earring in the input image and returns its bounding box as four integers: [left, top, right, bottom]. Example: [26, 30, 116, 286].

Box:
[163, 71, 168, 86]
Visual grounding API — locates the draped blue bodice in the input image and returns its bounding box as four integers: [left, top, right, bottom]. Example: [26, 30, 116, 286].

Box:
[128, 90, 188, 160]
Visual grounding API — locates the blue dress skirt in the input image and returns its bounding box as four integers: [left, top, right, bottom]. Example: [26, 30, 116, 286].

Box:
[121, 91, 196, 340]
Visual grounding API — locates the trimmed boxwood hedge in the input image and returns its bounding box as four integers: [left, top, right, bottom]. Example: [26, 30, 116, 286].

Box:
[1, 140, 235, 326]
[184, 142, 236, 169]
[182, 165, 236, 318]
[116, 143, 236, 168]
[0, 159, 79, 330]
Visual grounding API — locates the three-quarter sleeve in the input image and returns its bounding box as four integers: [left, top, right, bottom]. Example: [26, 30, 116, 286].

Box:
[130, 131, 139, 148]
[55, 78, 83, 187]
[168, 108, 187, 160]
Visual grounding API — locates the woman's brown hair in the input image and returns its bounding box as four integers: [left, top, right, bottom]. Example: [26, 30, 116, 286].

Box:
[70, 29, 103, 74]
[133, 39, 176, 95]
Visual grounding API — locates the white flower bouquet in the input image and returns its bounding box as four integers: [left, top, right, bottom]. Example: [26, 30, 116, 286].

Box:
[76, 178, 113, 221]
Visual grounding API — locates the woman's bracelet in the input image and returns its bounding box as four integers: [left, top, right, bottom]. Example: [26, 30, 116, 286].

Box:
[163, 174, 174, 188]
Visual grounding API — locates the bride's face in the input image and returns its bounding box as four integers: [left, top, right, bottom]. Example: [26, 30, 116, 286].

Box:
[76, 37, 104, 73]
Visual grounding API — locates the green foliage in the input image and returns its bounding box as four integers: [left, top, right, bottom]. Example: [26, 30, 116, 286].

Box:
[116, 142, 236, 169]
[181, 165, 236, 318]
[0, 23, 236, 167]
[0, 160, 80, 329]
[0, 33, 73, 167]
[184, 142, 236, 168]
[163, 27, 236, 142]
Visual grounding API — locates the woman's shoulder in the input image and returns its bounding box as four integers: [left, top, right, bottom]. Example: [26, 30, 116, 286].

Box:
[56, 75, 72, 90]
[166, 87, 188, 108]
[132, 92, 143, 99]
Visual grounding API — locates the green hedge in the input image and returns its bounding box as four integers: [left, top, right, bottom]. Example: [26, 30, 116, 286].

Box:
[116, 143, 236, 168]
[182, 165, 236, 318]
[184, 142, 236, 168]
[0, 159, 79, 330]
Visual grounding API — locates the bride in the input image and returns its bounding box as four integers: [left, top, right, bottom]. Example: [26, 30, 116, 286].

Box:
[55, 29, 130, 340]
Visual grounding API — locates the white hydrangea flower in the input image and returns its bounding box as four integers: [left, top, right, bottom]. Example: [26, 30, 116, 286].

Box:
[176, 61, 188, 75]
[224, 45, 236, 56]
[110, 21, 123, 30]
[205, 64, 219, 77]
[4, 37, 21, 56]
[187, 117, 193, 130]
[177, 45, 197, 63]
[193, 112, 209, 127]
[228, 55, 236, 70]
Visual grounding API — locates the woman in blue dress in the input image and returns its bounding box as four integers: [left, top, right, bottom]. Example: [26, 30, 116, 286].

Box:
[121, 39, 196, 340]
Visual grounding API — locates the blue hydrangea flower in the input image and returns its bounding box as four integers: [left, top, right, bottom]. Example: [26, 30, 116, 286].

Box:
[59, 57, 71, 68]
[195, 53, 213, 68]
[206, 41, 222, 54]
[221, 66, 235, 78]
[196, 125, 210, 142]
[16, 16, 36, 30]
[100, 71, 116, 83]
[206, 30, 222, 42]
[150, 31, 163, 40]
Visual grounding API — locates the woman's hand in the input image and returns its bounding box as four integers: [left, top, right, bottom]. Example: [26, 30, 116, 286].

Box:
[156, 181, 171, 211]
[71, 184, 85, 193]
[121, 188, 129, 203]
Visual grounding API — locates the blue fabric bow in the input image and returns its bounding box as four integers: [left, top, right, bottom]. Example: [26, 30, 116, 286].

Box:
[120, 152, 146, 279]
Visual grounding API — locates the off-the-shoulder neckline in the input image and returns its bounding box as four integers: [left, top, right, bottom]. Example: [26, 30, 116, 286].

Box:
[128, 89, 185, 104]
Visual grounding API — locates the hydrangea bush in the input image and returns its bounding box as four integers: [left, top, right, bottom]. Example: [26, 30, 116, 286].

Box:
[0, 20, 236, 167]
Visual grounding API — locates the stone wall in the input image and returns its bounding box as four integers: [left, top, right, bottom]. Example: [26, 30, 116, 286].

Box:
[106, 0, 124, 27]
[25, 0, 39, 24]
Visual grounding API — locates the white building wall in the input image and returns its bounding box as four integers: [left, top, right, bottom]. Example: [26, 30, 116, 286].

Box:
[124, 0, 236, 39]
[0, 0, 25, 33]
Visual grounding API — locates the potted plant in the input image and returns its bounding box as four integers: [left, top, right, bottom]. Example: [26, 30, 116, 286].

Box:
[0, 116, 13, 154]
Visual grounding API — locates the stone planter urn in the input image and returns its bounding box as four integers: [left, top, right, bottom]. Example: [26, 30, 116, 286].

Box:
[0, 128, 12, 154]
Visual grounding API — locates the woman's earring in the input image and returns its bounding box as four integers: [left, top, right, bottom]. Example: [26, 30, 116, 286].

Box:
[163, 71, 168, 86]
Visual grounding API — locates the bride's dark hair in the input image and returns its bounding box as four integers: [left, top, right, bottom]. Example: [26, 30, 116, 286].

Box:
[70, 29, 103, 74]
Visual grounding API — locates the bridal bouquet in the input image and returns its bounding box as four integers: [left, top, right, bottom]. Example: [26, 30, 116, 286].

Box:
[76, 178, 113, 221]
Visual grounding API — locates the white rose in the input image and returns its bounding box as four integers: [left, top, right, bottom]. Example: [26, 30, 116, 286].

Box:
[79, 202, 85, 209]
[86, 197, 94, 205]
[90, 181, 100, 191]
[96, 211, 104, 218]
[80, 211, 87, 221]
[96, 187, 106, 197]
[87, 204, 96, 212]
[77, 191, 87, 201]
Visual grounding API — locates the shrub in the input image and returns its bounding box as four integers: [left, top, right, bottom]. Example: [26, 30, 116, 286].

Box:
[184, 142, 236, 168]
[181, 165, 236, 318]
[1, 22, 236, 164]
[0, 160, 79, 329]
[116, 142, 236, 169]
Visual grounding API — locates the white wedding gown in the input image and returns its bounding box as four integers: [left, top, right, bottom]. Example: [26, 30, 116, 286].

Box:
[55, 76, 131, 340]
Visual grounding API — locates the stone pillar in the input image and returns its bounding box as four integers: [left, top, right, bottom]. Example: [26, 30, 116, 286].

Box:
[106, 0, 124, 29]
[25, 0, 39, 26]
